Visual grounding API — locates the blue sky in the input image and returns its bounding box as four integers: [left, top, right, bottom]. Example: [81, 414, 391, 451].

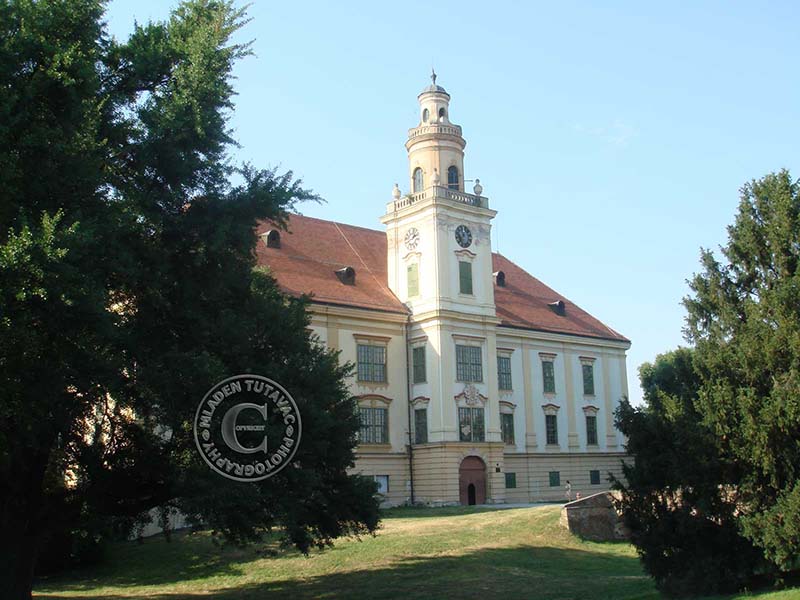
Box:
[105, 1, 799, 404]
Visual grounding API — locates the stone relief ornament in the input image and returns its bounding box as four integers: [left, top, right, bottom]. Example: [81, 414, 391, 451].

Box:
[454, 384, 488, 407]
[463, 383, 481, 406]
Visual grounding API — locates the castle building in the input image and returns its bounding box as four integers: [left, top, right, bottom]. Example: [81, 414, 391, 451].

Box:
[256, 76, 630, 505]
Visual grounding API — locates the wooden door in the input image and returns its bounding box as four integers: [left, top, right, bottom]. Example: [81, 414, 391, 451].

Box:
[459, 456, 486, 505]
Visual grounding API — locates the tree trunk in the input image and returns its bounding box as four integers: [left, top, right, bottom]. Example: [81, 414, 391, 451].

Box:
[0, 510, 40, 600]
[1, 450, 49, 600]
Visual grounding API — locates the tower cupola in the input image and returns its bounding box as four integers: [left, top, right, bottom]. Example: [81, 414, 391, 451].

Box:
[406, 71, 467, 194]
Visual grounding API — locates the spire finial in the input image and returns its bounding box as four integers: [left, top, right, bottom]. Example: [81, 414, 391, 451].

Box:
[431, 67, 437, 86]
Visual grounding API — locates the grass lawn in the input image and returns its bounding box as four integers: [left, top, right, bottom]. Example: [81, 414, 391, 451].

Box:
[34, 504, 800, 600]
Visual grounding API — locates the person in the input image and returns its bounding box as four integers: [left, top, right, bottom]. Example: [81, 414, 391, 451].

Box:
[564, 480, 572, 502]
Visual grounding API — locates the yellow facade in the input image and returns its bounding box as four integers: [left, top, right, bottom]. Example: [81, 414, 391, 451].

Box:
[306, 75, 630, 506]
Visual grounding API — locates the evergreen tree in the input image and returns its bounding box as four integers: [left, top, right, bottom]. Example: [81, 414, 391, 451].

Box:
[684, 170, 800, 573]
[616, 170, 800, 595]
[0, 2, 379, 598]
[614, 349, 764, 596]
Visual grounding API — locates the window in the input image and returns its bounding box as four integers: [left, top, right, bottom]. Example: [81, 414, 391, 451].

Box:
[501, 413, 515, 445]
[422, 108, 429, 122]
[582, 363, 595, 395]
[590, 470, 601, 485]
[447, 166, 459, 190]
[374, 474, 389, 494]
[357, 344, 386, 383]
[359, 407, 388, 444]
[497, 355, 512, 390]
[412, 346, 426, 383]
[459, 261, 473, 295]
[456, 345, 482, 382]
[413, 167, 423, 193]
[458, 406, 485, 442]
[264, 229, 281, 248]
[414, 408, 428, 444]
[586, 415, 598, 446]
[505, 472, 517, 489]
[546, 414, 558, 445]
[542, 360, 556, 394]
[407, 263, 419, 297]
[549, 471, 561, 487]
[438, 107, 446, 119]
[335, 266, 355, 285]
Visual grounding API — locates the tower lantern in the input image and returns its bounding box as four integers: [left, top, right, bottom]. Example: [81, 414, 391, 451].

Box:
[406, 72, 467, 194]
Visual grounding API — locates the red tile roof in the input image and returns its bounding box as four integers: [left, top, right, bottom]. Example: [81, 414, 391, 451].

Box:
[256, 214, 628, 343]
[492, 253, 628, 342]
[255, 215, 407, 314]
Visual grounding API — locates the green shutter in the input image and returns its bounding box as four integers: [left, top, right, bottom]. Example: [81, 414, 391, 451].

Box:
[358, 344, 387, 383]
[549, 471, 561, 487]
[459, 261, 473, 295]
[473, 407, 485, 442]
[582, 363, 594, 395]
[414, 408, 428, 444]
[546, 414, 558, 445]
[505, 472, 517, 488]
[458, 406, 471, 441]
[407, 263, 419, 297]
[502, 413, 515, 445]
[412, 346, 426, 383]
[586, 415, 597, 445]
[469, 346, 483, 382]
[542, 361, 555, 394]
[498, 355, 512, 390]
[456, 344, 481, 381]
[358, 407, 388, 444]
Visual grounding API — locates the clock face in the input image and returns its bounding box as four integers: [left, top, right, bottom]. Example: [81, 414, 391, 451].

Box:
[455, 225, 472, 248]
[404, 227, 420, 250]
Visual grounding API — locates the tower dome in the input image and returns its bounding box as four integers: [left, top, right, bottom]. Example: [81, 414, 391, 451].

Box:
[406, 71, 466, 193]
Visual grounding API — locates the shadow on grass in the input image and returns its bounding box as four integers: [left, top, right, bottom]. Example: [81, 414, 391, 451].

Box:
[36, 544, 659, 600]
[35, 529, 292, 592]
[381, 503, 555, 520]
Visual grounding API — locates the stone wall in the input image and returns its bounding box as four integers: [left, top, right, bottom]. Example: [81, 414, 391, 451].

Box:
[559, 491, 629, 541]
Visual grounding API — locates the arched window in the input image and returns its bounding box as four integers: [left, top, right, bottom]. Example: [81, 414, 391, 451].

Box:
[438, 107, 446, 120]
[447, 166, 459, 190]
[413, 168, 423, 193]
[263, 229, 281, 248]
[422, 108, 429, 122]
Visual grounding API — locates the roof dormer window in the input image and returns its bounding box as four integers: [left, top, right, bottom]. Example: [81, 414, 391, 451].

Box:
[263, 229, 281, 249]
[548, 300, 566, 316]
[335, 266, 356, 285]
[493, 271, 506, 287]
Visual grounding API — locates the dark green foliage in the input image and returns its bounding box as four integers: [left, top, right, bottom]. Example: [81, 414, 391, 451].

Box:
[0, 2, 379, 598]
[684, 170, 800, 573]
[617, 171, 800, 596]
[614, 349, 764, 596]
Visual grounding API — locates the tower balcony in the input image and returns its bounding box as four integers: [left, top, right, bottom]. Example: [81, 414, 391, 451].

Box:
[407, 123, 463, 139]
[386, 185, 488, 213]
[406, 124, 465, 151]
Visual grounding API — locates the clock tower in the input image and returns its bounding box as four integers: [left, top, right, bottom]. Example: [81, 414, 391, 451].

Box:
[381, 74, 506, 489]
[381, 72, 497, 319]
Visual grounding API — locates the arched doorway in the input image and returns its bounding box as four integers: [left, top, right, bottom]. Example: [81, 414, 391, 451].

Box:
[459, 456, 486, 505]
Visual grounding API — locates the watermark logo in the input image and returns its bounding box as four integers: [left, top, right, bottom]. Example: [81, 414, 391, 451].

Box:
[194, 374, 301, 482]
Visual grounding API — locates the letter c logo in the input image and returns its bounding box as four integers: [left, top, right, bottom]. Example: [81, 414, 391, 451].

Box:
[220, 403, 268, 454]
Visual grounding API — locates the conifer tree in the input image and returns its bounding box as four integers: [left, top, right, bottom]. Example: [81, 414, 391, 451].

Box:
[0, 2, 379, 598]
[684, 170, 800, 572]
[616, 170, 800, 595]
